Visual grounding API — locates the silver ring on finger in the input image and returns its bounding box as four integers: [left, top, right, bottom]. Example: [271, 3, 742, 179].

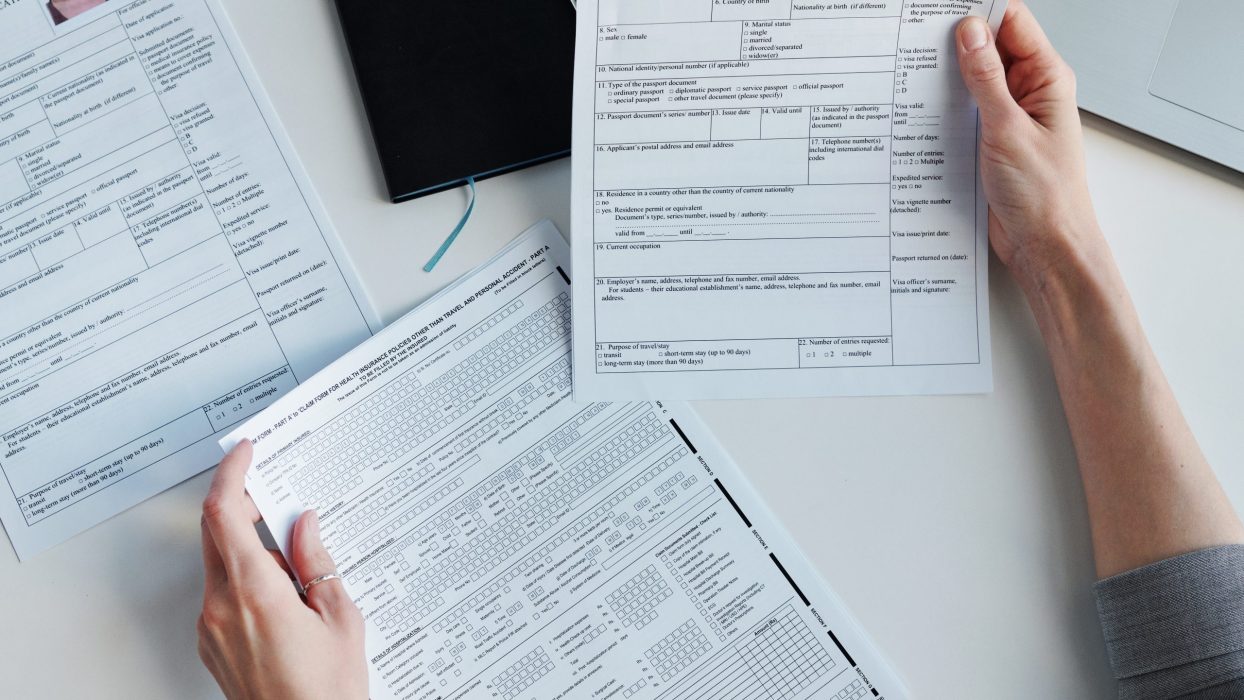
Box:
[302, 572, 341, 593]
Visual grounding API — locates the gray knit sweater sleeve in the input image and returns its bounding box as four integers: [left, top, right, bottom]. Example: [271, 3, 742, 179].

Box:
[1095, 545, 1244, 699]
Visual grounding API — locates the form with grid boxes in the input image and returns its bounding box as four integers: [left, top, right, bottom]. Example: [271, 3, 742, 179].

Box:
[229, 221, 908, 700]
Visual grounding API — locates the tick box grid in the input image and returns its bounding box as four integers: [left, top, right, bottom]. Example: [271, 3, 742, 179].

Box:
[491, 646, 554, 699]
[607, 565, 673, 629]
[645, 620, 712, 682]
[285, 295, 568, 507]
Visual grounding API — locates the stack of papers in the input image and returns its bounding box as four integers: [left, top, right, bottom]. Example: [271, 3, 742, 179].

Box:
[6, 0, 1008, 697]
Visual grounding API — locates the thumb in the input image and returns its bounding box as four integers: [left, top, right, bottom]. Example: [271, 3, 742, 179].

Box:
[291, 510, 356, 623]
[956, 17, 1020, 129]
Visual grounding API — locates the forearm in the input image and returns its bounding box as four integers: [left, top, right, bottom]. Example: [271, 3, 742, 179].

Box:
[1016, 229, 1244, 578]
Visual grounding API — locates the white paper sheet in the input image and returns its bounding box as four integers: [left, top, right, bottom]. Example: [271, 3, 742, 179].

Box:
[225, 221, 908, 700]
[571, 0, 1005, 400]
[0, 0, 380, 558]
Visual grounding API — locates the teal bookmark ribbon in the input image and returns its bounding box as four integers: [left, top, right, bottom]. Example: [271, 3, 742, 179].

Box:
[423, 176, 477, 272]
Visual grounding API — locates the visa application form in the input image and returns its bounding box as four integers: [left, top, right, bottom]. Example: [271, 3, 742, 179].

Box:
[0, 0, 379, 558]
[571, 0, 1005, 400]
[226, 222, 907, 700]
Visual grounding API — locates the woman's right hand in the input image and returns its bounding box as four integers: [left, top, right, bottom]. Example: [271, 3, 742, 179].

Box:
[956, 2, 1102, 288]
[198, 441, 369, 700]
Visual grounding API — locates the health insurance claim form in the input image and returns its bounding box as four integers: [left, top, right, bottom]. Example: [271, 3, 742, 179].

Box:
[0, 0, 379, 558]
[572, 0, 1006, 400]
[227, 222, 908, 700]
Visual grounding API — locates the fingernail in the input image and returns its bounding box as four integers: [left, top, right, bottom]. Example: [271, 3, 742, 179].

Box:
[961, 18, 988, 51]
[308, 510, 320, 536]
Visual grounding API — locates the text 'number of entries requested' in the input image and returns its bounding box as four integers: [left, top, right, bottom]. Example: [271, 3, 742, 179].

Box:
[572, 0, 1003, 400]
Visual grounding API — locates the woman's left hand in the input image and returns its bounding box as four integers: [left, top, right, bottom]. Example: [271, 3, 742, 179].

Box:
[198, 440, 369, 700]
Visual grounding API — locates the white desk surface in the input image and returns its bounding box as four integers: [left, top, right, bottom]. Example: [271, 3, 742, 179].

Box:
[3, 1, 1242, 698]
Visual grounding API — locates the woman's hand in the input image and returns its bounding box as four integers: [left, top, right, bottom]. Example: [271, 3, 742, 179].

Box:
[956, 2, 1103, 288]
[198, 441, 369, 700]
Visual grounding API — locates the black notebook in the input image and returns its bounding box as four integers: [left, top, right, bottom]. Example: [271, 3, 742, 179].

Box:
[333, 1, 576, 203]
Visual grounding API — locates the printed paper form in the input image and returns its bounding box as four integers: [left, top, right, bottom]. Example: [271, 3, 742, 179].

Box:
[0, 0, 380, 558]
[571, 0, 1005, 400]
[225, 221, 908, 700]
